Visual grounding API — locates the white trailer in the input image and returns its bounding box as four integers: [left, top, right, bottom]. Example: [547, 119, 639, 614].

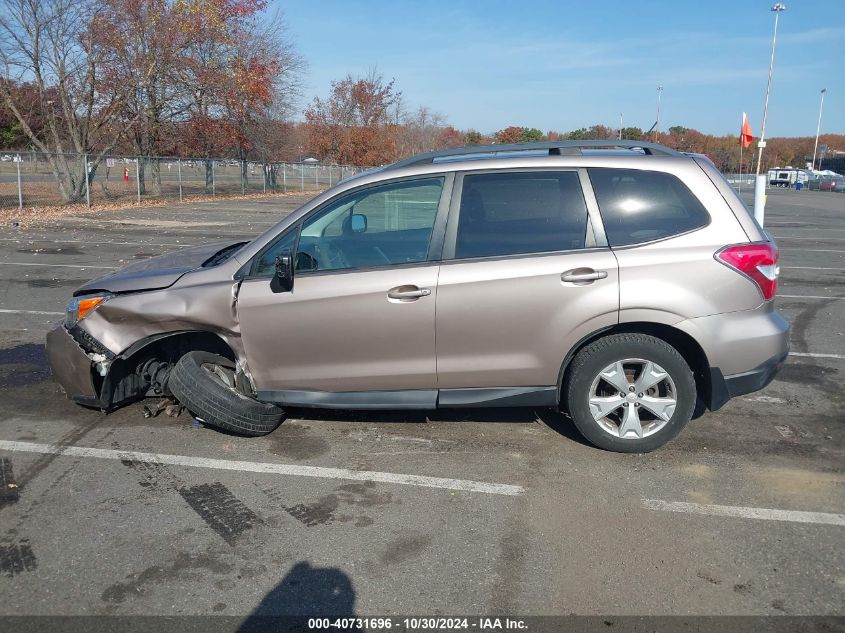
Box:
[768, 167, 811, 188]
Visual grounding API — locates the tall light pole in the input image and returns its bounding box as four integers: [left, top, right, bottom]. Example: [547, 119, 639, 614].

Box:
[753, 3, 785, 226]
[619, 113, 623, 139]
[812, 88, 827, 171]
[656, 85, 663, 137]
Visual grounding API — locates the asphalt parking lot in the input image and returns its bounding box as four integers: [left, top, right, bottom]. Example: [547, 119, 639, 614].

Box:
[0, 188, 843, 621]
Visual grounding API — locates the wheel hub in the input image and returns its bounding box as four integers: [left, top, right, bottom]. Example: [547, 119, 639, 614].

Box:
[588, 358, 678, 439]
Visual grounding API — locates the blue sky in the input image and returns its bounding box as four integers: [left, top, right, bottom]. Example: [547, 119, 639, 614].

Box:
[280, 0, 844, 137]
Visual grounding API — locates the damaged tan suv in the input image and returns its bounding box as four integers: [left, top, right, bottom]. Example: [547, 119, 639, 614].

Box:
[46, 141, 789, 452]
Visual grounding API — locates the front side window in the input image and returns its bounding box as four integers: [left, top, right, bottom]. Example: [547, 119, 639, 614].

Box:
[588, 168, 710, 247]
[454, 171, 589, 259]
[296, 177, 443, 273]
[252, 177, 443, 277]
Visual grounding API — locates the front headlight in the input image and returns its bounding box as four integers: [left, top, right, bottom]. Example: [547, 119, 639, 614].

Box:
[65, 293, 111, 327]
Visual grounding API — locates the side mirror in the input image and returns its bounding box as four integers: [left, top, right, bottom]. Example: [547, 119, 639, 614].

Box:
[350, 213, 367, 233]
[271, 250, 293, 293]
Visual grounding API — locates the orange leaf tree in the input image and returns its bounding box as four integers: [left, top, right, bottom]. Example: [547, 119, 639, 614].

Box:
[305, 70, 402, 166]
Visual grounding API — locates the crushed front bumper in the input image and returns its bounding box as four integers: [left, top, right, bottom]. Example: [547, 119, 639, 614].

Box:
[45, 322, 101, 407]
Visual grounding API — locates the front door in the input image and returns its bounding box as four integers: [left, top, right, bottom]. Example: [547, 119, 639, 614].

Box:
[435, 169, 619, 393]
[237, 176, 448, 405]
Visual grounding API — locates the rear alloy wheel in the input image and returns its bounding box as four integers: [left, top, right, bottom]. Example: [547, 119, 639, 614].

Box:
[565, 334, 696, 452]
[588, 359, 677, 439]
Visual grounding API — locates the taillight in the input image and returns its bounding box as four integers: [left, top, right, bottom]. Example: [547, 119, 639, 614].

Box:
[716, 243, 779, 301]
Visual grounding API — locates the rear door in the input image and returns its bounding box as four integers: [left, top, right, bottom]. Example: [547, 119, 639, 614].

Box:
[435, 169, 619, 399]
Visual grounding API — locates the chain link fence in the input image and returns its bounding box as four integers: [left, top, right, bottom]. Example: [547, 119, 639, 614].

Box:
[723, 173, 761, 192]
[0, 151, 371, 209]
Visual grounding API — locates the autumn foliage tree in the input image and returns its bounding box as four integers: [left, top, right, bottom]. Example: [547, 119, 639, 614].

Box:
[494, 126, 525, 144]
[168, 0, 302, 190]
[0, 80, 45, 148]
[305, 70, 401, 165]
[437, 126, 465, 149]
[0, 0, 301, 200]
[463, 130, 485, 146]
[493, 126, 545, 144]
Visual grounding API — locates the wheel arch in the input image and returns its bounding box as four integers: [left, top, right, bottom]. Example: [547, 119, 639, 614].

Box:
[557, 322, 713, 413]
[100, 330, 239, 410]
[119, 330, 237, 363]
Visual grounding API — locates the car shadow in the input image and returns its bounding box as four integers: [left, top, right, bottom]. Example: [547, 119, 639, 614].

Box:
[237, 561, 360, 632]
[288, 405, 539, 424]
[289, 406, 594, 448]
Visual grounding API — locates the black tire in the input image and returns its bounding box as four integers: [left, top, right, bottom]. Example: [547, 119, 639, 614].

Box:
[167, 351, 284, 436]
[564, 333, 696, 453]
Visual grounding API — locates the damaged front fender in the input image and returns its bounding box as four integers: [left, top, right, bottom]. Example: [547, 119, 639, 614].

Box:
[49, 261, 250, 411]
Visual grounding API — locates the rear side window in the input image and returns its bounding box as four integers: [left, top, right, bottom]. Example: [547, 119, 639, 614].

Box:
[588, 168, 709, 247]
[455, 171, 589, 259]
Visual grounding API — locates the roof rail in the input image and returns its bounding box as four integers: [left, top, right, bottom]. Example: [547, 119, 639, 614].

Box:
[386, 140, 682, 170]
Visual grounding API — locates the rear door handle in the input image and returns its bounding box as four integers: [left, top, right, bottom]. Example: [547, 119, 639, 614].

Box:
[388, 285, 431, 301]
[561, 269, 608, 283]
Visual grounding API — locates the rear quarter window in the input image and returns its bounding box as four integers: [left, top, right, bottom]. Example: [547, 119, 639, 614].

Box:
[588, 168, 710, 247]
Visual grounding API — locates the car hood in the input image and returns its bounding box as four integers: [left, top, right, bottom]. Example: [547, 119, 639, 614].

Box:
[74, 240, 243, 295]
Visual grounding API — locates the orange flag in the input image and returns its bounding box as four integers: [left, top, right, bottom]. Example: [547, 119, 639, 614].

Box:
[740, 112, 753, 149]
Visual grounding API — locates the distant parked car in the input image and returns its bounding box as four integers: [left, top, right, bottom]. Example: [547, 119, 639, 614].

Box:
[820, 176, 845, 192]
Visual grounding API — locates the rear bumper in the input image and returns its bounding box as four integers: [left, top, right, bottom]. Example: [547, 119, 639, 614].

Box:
[676, 302, 789, 411]
[709, 350, 788, 411]
[45, 322, 100, 407]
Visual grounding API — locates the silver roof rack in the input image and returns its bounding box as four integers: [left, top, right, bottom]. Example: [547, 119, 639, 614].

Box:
[386, 140, 682, 170]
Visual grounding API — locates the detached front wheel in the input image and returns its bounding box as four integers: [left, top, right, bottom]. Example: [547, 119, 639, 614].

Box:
[564, 334, 696, 453]
[167, 351, 284, 436]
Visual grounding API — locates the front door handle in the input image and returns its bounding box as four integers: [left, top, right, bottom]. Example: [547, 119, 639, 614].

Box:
[561, 268, 608, 284]
[388, 285, 431, 301]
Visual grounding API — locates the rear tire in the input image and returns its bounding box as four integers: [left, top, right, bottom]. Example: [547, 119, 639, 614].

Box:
[167, 351, 284, 437]
[564, 334, 696, 453]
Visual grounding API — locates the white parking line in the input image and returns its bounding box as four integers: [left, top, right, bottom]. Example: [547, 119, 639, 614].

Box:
[0, 309, 63, 316]
[642, 499, 845, 527]
[54, 225, 259, 237]
[0, 237, 197, 248]
[790, 352, 845, 360]
[0, 440, 525, 496]
[0, 262, 116, 269]
[93, 227, 260, 236]
[779, 249, 845, 254]
[773, 236, 845, 241]
[777, 294, 844, 300]
[766, 226, 845, 232]
[782, 266, 844, 271]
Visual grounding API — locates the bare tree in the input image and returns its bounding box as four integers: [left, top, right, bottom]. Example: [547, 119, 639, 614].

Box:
[0, 0, 139, 202]
[398, 105, 447, 156]
[175, 1, 303, 190]
[98, 0, 195, 195]
[228, 7, 305, 186]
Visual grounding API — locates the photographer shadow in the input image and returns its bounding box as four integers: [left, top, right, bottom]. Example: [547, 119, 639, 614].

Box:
[237, 561, 360, 632]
